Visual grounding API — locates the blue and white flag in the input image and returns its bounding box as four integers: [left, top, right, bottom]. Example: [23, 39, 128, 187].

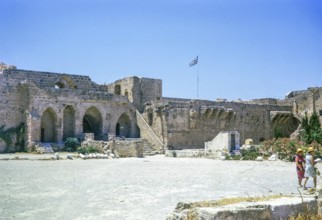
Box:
[189, 56, 198, 67]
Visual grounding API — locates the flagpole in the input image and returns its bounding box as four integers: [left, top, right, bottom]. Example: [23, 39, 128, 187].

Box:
[197, 63, 199, 99]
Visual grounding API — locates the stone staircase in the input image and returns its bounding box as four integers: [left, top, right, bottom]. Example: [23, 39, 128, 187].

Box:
[136, 110, 164, 154]
[142, 139, 161, 156]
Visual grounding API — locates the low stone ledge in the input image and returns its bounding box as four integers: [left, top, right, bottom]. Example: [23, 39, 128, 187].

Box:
[165, 149, 205, 158]
[166, 197, 317, 220]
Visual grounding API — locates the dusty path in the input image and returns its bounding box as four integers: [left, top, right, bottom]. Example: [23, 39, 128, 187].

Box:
[0, 155, 318, 220]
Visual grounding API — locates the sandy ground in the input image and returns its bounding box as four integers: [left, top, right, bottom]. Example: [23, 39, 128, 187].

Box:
[0, 154, 319, 220]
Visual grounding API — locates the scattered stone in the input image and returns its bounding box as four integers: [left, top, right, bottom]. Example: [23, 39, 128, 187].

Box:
[256, 156, 263, 161]
[55, 153, 60, 160]
[268, 154, 277, 161]
[113, 150, 120, 158]
[66, 154, 73, 160]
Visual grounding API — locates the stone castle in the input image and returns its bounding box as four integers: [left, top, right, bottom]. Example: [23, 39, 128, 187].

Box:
[0, 62, 321, 153]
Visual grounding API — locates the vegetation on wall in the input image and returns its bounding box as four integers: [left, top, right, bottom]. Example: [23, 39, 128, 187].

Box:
[301, 111, 322, 144]
[273, 126, 283, 139]
[0, 123, 25, 152]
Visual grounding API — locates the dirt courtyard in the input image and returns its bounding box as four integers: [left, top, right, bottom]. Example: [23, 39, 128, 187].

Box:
[0, 155, 319, 220]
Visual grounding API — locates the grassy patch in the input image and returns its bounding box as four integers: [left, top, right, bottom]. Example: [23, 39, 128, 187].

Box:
[289, 214, 322, 220]
[175, 195, 283, 212]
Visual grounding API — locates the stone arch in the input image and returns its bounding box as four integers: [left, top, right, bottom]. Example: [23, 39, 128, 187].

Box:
[55, 82, 65, 89]
[83, 106, 102, 138]
[63, 106, 75, 140]
[55, 76, 77, 89]
[116, 113, 131, 138]
[41, 108, 57, 142]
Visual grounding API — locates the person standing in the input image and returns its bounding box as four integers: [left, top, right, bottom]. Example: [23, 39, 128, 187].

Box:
[295, 148, 305, 187]
[303, 147, 317, 190]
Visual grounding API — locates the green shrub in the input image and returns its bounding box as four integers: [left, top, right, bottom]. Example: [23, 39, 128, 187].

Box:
[77, 145, 103, 154]
[262, 138, 322, 161]
[64, 137, 80, 152]
[301, 111, 322, 144]
[230, 154, 241, 160]
[240, 146, 259, 160]
[0, 123, 25, 152]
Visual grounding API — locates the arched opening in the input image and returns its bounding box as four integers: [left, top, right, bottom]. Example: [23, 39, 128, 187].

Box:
[116, 123, 120, 136]
[63, 106, 75, 140]
[259, 137, 266, 143]
[83, 106, 102, 139]
[114, 85, 121, 95]
[41, 108, 57, 142]
[124, 89, 129, 99]
[55, 82, 65, 89]
[116, 113, 131, 138]
[136, 124, 141, 138]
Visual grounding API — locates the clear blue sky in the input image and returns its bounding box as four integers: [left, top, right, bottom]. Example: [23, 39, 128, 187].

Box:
[1, 0, 321, 101]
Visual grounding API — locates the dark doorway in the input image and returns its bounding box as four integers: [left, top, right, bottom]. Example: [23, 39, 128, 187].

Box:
[230, 133, 236, 151]
[116, 113, 131, 138]
[41, 108, 57, 142]
[116, 123, 120, 136]
[83, 106, 102, 139]
[63, 106, 75, 140]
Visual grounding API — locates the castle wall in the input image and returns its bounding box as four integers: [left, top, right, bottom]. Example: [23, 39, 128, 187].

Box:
[142, 99, 298, 150]
[3, 69, 106, 91]
[1, 66, 321, 153]
[0, 70, 139, 152]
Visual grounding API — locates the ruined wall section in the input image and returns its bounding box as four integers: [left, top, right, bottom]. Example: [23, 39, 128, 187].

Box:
[107, 76, 162, 112]
[3, 69, 106, 91]
[285, 88, 322, 114]
[284, 87, 322, 125]
[142, 99, 296, 149]
[0, 74, 29, 152]
[0, 74, 28, 129]
[107, 77, 138, 102]
[0, 62, 16, 74]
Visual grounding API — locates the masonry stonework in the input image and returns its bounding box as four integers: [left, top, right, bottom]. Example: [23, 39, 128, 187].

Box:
[0, 64, 321, 153]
